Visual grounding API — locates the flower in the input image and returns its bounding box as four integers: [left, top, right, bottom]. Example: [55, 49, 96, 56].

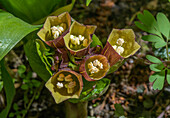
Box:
[79, 55, 110, 81]
[64, 21, 97, 57]
[101, 29, 140, 66]
[45, 69, 83, 104]
[37, 12, 71, 48]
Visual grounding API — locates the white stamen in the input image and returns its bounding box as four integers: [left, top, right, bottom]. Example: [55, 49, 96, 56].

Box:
[116, 46, 124, 55]
[79, 35, 84, 41]
[70, 35, 75, 40]
[116, 38, 124, 46]
[56, 82, 63, 89]
[51, 26, 58, 31]
[70, 34, 86, 46]
[88, 59, 103, 74]
[53, 31, 60, 39]
[58, 27, 64, 32]
[112, 45, 117, 50]
[98, 63, 103, 69]
[89, 66, 99, 74]
[93, 60, 103, 69]
[75, 37, 80, 45]
[88, 62, 94, 68]
[70, 37, 76, 45]
[93, 60, 100, 67]
[51, 25, 64, 39]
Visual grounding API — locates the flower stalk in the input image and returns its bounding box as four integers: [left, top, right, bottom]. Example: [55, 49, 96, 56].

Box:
[64, 101, 88, 118]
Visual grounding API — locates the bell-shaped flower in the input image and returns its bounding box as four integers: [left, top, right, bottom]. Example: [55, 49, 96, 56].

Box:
[45, 69, 83, 104]
[101, 29, 140, 66]
[79, 55, 110, 81]
[64, 21, 97, 57]
[37, 12, 71, 48]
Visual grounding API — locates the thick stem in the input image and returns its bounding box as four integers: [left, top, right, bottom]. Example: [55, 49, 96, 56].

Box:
[64, 101, 88, 118]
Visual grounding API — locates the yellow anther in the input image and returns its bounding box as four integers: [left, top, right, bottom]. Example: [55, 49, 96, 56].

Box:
[60, 23, 67, 31]
[67, 88, 73, 94]
[65, 74, 73, 82]
[116, 38, 124, 46]
[68, 81, 76, 88]
[83, 39, 88, 47]
[57, 73, 65, 81]
[88, 62, 94, 69]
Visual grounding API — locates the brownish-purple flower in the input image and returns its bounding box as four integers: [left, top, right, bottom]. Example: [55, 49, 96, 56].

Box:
[45, 69, 83, 104]
[64, 21, 97, 57]
[37, 12, 71, 48]
[79, 55, 110, 81]
[101, 29, 140, 66]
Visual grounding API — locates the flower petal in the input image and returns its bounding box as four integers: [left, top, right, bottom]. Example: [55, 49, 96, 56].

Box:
[79, 55, 110, 81]
[45, 69, 83, 104]
[101, 29, 140, 66]
[37, 12, 71, 48]
[101, 42, 121, 66]
[64, 21, 97, 57]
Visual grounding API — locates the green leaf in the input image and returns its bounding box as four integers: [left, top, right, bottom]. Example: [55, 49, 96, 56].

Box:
[21, 84, 29, 90]
[149, 73, 158, 82]
[135, 21, 150, 33]
[91, 34, 103, 48]
[69, 78, 110, 103]
[31, 80, 41, 88]
[17, 65, 26, 77]
[157, 13, 170, 38]
[142, 35, 166, 48]
[146, 55, 162, 64]
[24, 32, 51, 82]
[137, 10, 158, 31]
[149, 63, 164, 72]
[0, 10, 41, 61]
[149, 70, 165, 90]
[107, 59, 125, 75]
[33, 0, 76, 24]
[135, 10, 161, 36]
[142, 35, 161, 42]
[35, 39, 53, 76]
[152, 70, 165, 90]
[114, 104, 124, 117]
[21, 110, 27, 114]
[0, 59, 16, 118]
[154, 40, 166, 48]
[86, 0, 92, 6]
[167, 69, 170, 84]
[13, 103, 19, 111]
[0, 81, 3, 92]
[0, 67, 3, 92]
[0, 0, 67, 23]
[17, 115, 21, 118]
[9, 112, 15, 117]
[68, 62, 79, 71]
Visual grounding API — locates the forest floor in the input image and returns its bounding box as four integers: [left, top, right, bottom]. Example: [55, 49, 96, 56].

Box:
[0, 0, 170, 118]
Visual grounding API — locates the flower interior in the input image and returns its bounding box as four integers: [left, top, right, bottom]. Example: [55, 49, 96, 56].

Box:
[88, 59, 103, 74]
[112, 38, 125, 55]
[69, 34, 88, 50]
[107, 29, 140, 58]
[51, 23, 67, 39]
[51, 72, 79, 95]
[85, 55, 109, 80]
